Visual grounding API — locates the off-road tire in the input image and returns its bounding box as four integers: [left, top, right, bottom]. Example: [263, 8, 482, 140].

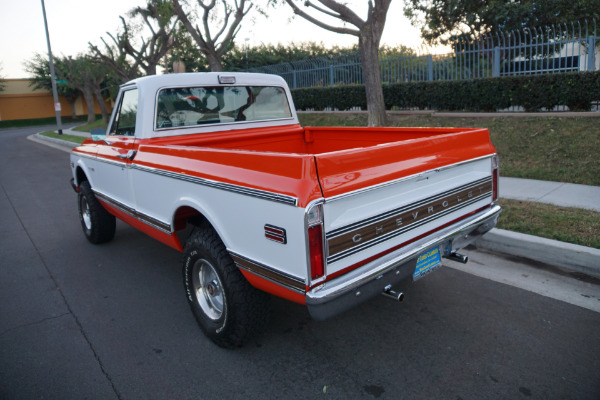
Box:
[78, 181, 116, 244]
[183, 226, 271, 348]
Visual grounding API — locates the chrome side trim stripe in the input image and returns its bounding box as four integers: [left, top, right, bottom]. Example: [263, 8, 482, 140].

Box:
[73, 152, 298, 206]
[229, 252, 306, 294]
[132, 164, 298, 206]
[93, 190, 172, 234]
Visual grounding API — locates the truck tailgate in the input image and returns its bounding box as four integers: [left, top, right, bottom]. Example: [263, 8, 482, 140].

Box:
[312, 127, 498, 276]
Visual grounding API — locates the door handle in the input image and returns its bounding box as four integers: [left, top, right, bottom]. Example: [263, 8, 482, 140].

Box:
[116, 150, 137, 161]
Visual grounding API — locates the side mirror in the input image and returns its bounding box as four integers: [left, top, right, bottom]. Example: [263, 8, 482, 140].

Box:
[90, 127, 107, 142]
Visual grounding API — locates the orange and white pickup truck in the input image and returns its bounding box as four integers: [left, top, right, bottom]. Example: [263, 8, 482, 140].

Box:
[70, 72, 501, 347]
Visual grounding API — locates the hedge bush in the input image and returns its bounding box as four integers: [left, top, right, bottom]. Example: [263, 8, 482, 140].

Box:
[291, 71, 600, 112]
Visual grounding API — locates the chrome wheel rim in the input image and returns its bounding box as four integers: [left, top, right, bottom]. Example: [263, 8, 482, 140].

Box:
[81, 197, 92, 230]
[192, 259, 224, 320]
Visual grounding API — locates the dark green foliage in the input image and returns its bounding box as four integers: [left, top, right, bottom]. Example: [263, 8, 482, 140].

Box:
[292, 85, 367, 111]
[404, 0, 600, 45]
[292, 72, 600, 112]
[177, 42, 361, 73]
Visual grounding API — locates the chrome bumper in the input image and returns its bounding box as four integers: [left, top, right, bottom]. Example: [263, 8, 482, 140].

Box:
[306, 205, 502, 321]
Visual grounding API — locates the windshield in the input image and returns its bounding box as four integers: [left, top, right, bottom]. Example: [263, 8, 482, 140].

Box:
[156, 86, 292, 129]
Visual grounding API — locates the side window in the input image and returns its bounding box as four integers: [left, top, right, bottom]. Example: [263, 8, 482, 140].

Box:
[110, 89, 138, 136]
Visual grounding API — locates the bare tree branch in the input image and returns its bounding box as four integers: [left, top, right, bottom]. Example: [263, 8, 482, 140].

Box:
[211, 1, 232, 44]
[89, 1, 180, 81]
[303, 1, 342, 20]
[283, 0, 360, 35]
[171, 0, 252, 71]
[316, 0, 364, 27]
[172, 0, 210, 51]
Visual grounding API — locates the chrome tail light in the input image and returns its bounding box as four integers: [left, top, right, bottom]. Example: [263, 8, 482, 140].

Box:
[491, 154, 499, 203]
[306, 203, 325, 282]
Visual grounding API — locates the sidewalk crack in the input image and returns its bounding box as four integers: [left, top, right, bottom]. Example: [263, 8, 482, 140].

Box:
[0, 313, 70, 338]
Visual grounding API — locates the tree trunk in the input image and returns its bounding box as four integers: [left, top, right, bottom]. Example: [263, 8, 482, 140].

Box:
[206, 52, 224, 72]
[69, 101, 77, 119]
[145, 64, 157, 76]
[359, 32, 387, 127]
[93, 89, 110, 124]
[81, 88, 96, 124]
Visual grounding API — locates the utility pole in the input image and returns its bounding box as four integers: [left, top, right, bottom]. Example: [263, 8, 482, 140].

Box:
[41, 0, 63, 134]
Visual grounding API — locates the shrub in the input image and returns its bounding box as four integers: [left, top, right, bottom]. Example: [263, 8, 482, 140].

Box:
[291, 71, 600, 112]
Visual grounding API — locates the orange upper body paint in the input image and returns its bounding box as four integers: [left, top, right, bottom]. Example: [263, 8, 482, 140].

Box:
[74, 125, 496, 207]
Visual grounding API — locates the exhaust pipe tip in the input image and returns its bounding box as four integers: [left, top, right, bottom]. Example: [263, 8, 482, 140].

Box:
[382, 285, 405, 302]
[445, 252, 468, 264]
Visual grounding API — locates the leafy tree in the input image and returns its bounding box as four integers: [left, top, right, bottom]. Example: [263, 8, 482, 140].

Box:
[89, 34, 141, 84]
[171, 0, 253, 71]
[61, 56, 112, 124]
[24, 54, 81, 119]
[282, 0, 392, 127]
[403, 0, 600, 45]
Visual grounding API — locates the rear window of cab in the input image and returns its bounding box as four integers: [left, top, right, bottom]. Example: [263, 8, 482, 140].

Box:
[155, 86, 292, 129]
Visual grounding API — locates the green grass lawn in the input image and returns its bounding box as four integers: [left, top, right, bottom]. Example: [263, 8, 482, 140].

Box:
[498, 199, 600, 249]
[39, 130, 85, 144]
[72, 119, 108, 133]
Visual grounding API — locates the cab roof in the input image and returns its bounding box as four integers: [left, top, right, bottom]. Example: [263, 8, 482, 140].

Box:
[122, 72, 289, 93]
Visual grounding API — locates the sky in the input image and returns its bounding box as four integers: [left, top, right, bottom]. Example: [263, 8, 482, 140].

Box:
[0, 0, 432, 79]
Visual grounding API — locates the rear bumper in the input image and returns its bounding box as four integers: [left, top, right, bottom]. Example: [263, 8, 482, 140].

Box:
[306, 204, 501, 321]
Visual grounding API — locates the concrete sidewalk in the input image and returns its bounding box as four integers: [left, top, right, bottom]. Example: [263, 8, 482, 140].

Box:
[477, 177, 600, 279]
[30, 129, 600, 279]
[63, 127, 90, 137]
[500, 177, 600, 212]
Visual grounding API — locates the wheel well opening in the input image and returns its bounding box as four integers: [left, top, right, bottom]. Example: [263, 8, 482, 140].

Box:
[174, 206, 213, 246]
[76, 167, 88, 186]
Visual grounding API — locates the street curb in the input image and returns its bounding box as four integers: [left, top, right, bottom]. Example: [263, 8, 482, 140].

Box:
[28, 133, 79, 152]
[475, 228, 600, 279]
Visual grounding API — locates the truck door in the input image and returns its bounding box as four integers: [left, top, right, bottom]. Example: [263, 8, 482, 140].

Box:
[92, 88, 138, 211]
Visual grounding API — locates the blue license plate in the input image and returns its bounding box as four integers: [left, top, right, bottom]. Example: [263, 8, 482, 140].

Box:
[413, 247, 442, 281]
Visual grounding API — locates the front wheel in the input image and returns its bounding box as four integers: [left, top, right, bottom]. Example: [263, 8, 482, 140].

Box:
[77, 181, 116, 244]
[183, 226, 270, 348]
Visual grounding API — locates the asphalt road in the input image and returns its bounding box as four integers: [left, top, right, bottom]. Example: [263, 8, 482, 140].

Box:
[1, 126, 599, 400]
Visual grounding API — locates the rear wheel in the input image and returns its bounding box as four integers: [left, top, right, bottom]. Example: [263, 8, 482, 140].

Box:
[183, 226, 270, 348]
[77, 181, 116, 244]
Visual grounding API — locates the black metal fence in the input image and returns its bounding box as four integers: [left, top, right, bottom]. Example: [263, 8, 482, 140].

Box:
[251, 19, 599, 90]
